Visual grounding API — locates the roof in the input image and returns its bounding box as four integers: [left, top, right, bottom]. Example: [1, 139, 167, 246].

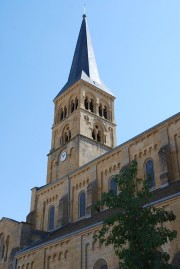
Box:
[54, 14, 114, 100]
[16, 179, 180, 255]
[37, 112, 179, 192]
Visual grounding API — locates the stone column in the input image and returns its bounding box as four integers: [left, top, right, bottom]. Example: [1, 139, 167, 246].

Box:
[95, 102, 99, 115]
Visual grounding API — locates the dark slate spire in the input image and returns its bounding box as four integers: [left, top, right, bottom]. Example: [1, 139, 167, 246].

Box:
[55, 14, 114, 99]
[68, 14, 101, 85]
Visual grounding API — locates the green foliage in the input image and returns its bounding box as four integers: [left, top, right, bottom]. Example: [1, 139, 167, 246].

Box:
[94, 160, 177, 269]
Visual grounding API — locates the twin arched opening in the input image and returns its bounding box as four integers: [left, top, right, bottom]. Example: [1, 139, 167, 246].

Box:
[92, 124, 105, 144]
[71, 97, 78, 113]
[84, 95, 111, 121]
[60, 125, 71, 145]
[55, 96, 78, 125]
[60, 106, 67, 121]
[84, 97, 94, 112]
[99, 104, 108, 120]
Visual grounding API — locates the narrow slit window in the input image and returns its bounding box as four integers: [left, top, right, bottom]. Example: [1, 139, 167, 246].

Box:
[48, 206, 55, 230]
[79, 192, 86, 218]
[145, 160, 155, 188]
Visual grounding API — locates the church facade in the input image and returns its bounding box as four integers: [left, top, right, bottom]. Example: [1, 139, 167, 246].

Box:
[0, 14, 180, 269]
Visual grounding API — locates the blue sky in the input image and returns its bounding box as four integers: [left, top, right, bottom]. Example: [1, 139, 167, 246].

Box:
[0, 1, 179, 222]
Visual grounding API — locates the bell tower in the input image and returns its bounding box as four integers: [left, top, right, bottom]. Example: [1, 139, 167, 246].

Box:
[46, 14, 116, 184]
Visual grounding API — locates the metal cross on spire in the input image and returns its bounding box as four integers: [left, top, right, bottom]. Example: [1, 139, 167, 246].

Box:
[83, 2, 87, 16]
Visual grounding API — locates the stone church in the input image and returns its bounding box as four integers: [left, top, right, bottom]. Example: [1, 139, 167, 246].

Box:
[0, 14, 180, 269]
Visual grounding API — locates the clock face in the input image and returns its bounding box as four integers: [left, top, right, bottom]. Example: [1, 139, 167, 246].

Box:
[60, 151, 67, 162]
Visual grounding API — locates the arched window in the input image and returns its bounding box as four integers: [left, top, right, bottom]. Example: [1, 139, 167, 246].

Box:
[145, 159, 155, 188]
[63, 126, 71, 144]
[93, 259, 108, 269]
[47, 257, 51, 269]
[109, 177, 117, 194]
[104, 106, 107, 119]
[0, 244, 5, 260]
[84, 97, 88, 110]
[71, 100, 75, 113]
[64, 250, 68, 260]
[60, 108, 64, 121]
[70, 97, 78, 113]
[85, 243, 90, 269]
[65, 132, 68, 143]
[79, 192, 86, 218]
[0, 233, 4, 260]
[64, 106, 67, 118]
[48, 206, 55, 230]
[90, 99, 94, 112]
[58, 196, 68, 227]
[99, 104, 103, 116]
[4, 235, 10, 261]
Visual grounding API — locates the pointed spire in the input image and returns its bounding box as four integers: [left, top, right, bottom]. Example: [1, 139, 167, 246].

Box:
[54, 14, 114, 99]
[68, 14, 101, 85]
